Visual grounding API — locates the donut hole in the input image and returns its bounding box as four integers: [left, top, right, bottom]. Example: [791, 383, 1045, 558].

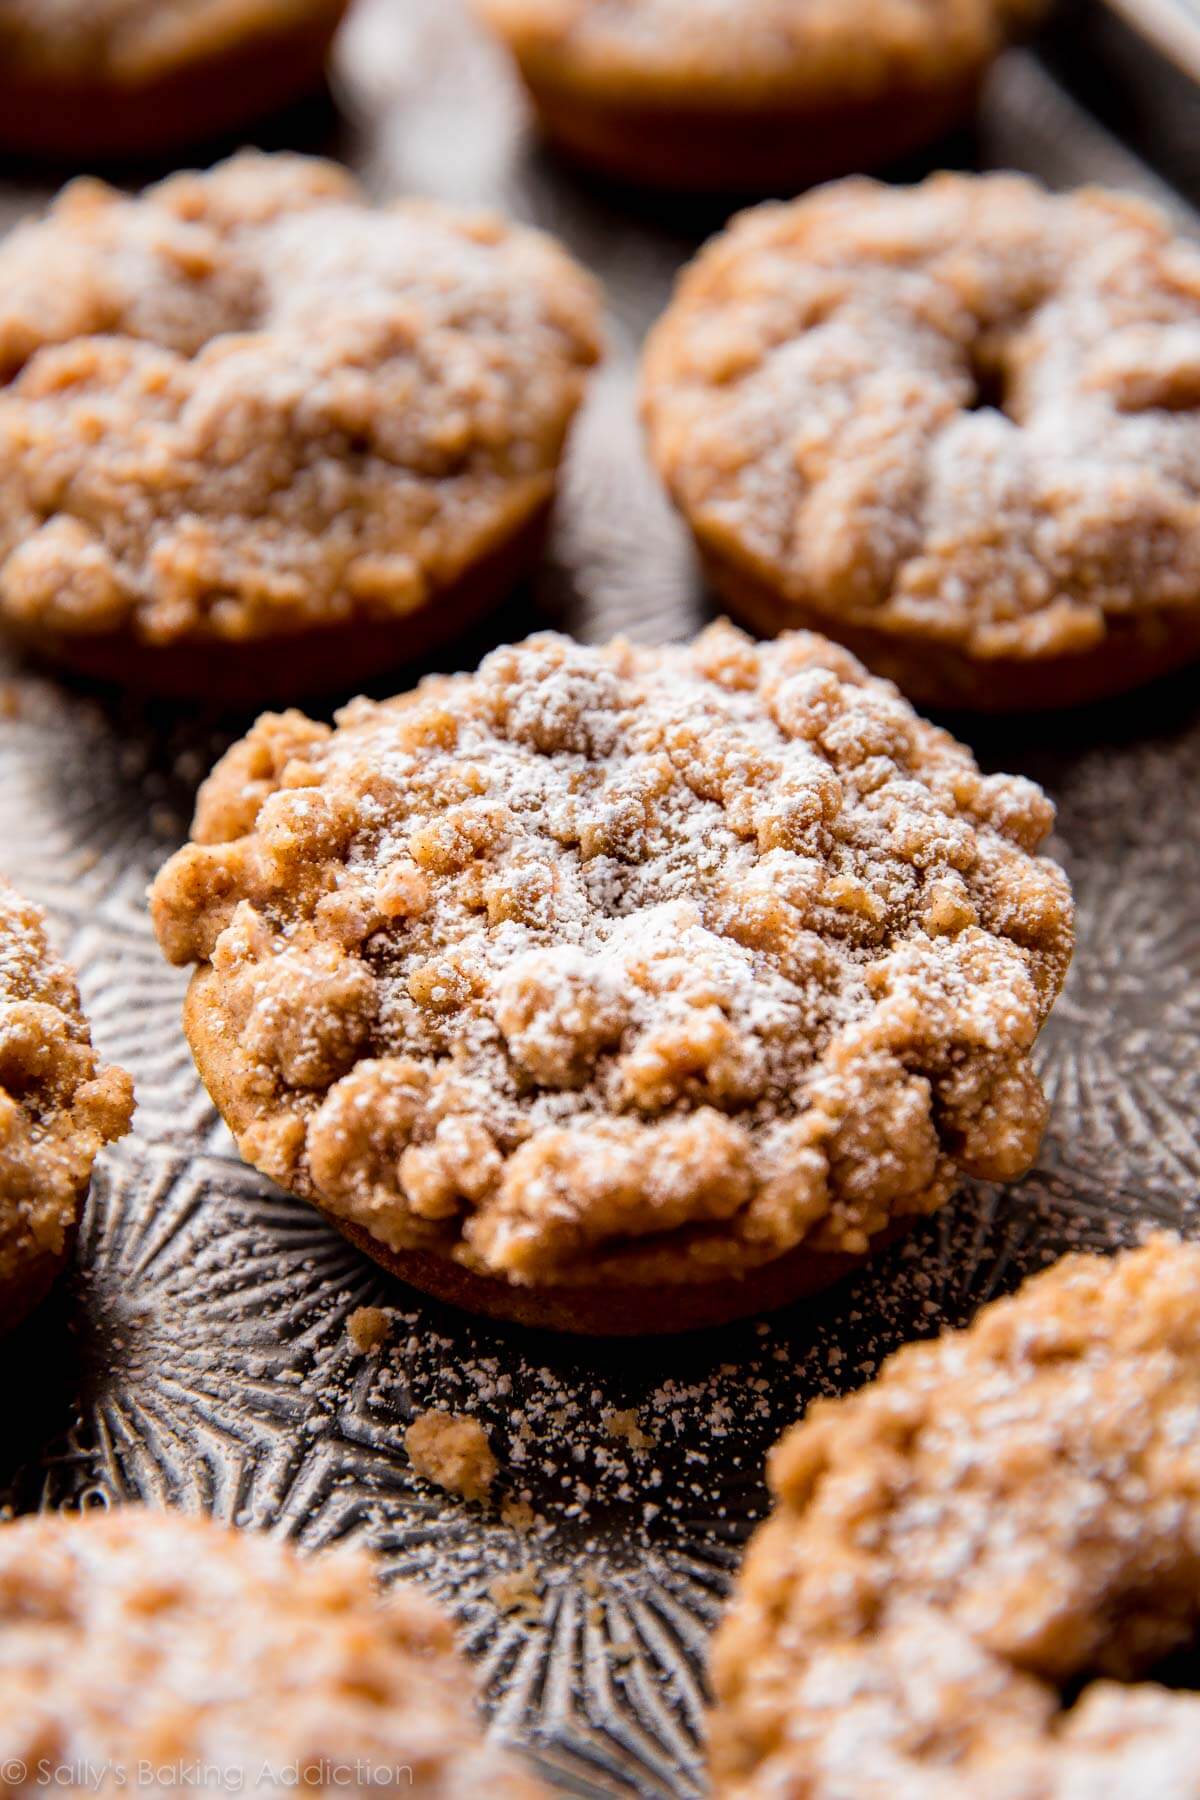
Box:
[965, 342, 1010, 415]
[1055, 1620, 1200, 1713]
[1140, 1638, 1200, 1692]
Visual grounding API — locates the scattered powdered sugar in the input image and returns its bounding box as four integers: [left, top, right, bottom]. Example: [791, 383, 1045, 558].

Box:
[279, 1183, 1153, 1670]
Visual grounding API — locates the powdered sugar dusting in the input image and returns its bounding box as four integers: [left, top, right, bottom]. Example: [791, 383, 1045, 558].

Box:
[0, 151, 601, 647]
[151, 621, 1072, 1289]
[477, 0, 1034, 101]
[644, 174, 1200, 662]
[0, 1508, 540, 1796]
[0, 0, 336, 81]
[712, 1235, 1200, 1797]
[0, 876, 133, 1310]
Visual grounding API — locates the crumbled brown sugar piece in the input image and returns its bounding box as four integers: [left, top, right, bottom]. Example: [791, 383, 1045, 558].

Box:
[347, 1303, 391, 1353]
[406, 1408, 499, 1503]
[711, 1236, 1200, 1797]
[500, 1494, 537, 1532]
[0, 0, 338, 80]
[476, 0, 1037, 105]
[488, 1562, 544, 1623]
[602, 1407, 655, 1452]
[0, 151, 601, 649]
[0, 1508, 543, 1796]
[0, 876, 133, 1325]
[643, 174, 1200, 664]
[151, 622, 1072, 1291]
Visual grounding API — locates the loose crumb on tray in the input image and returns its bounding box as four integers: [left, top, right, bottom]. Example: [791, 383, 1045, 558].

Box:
[346, 1304, 391, 1353]
[488, 1563, 544, 1624]
[602, 1406, 656, 1452]
[405, 1408, 498, 1503]
[500, 1494, 537, 1532]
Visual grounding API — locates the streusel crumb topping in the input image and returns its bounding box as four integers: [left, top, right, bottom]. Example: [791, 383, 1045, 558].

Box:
[476, 0, 1037, 104]
[0, 876, 133, 1298]
[151, 623, 1072, 1288]
[711, 1235, 1200, 1798]
[0, 0, 338, 81]
[643, 174, 1200, 661]
[0, 1508, 542, 1796]
[0, 152, 601, 647]
[406, 1409, 499, 1503]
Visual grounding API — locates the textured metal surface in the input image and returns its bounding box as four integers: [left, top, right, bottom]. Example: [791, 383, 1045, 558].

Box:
[1101, 0, 1200, 82]
[2, 6, 1200, 1794]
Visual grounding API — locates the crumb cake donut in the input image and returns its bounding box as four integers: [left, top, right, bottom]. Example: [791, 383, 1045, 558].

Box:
[0, 0, 349, 161]
[710, 1235, 1200, 1797]
[0, 153, 602, 702]
[474, 0, 1042, 193]
[0, 1508, 542, 1796]
[0, 878, 133, 1334]
[643, 174, 1200, 710]
[149, 622, 1073, 1334]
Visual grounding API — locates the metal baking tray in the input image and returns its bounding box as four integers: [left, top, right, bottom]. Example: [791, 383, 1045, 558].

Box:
[2, 5, 1199, 1794]
[1102, 0, 1200, 81]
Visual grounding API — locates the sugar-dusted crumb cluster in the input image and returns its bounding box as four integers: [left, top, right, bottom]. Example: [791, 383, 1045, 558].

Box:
[0, 151, 601, 647]
[0, 0, 339, 80]
[644, 174, 1200, 662]
[711, 1235, 1200, 1797]
[488, 1563, 544, 1623]
[347, 1302, 391, 1353]
[0, 1508, 542, 1796]
[0, 876, 133, 1319]
[476, 0, 1037, 104]
[152, 622, 1072, 1290]
[406, 1408, 498, 1503]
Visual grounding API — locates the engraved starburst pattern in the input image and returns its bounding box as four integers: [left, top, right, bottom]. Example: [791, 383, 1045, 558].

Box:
[2, 5, 1200, 1795]
[1006, 698, 1200, 1203]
